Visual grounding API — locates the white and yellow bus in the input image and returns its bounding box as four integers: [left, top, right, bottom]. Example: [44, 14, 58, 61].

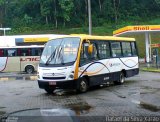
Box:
[37, 35, 139, 93]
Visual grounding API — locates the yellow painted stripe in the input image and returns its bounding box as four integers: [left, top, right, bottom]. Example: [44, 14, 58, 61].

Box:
[80, 35, 135, 41]
[74, 39, 83, 79]
[78, 60, 110, 76]
[44, 34, 135, 42]
[24, 37, 49, 42]
[113, 25, 160, 36]
[79, 65, 105, 76]
[113, 26, 132, 35]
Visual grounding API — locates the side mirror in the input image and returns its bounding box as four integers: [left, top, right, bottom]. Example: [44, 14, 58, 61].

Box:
[88, 44, 93, 54]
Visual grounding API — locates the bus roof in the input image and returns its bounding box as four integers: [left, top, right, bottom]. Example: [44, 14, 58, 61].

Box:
[51, 34, 136, 42]
[0, 34, 67, 47]
[0, 45, 44, 49]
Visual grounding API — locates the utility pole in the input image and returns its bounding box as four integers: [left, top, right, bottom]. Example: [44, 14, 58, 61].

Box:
[88, 0, 92, 35]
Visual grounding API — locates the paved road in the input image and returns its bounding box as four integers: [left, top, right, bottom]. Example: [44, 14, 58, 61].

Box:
[0, 71, 160, 122]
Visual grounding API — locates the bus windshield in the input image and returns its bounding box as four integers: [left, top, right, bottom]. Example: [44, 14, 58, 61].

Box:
[40, 37, 80, 66]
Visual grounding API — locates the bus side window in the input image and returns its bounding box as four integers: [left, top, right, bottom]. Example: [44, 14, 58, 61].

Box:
[20, 48, 30, 56]
[122, 42, 132, 57]
[80, 41, 98, 66]
[32, 48, 43, 56]
[17, 49, 21, 56]
[131, 42, 137, 56]
[7, 49, 17, 57]
[39, 48, 43, 56]
[0, 49, 4, 57]
[85, 43, 98, 60]
[111, 42, 122, 57]
[98, 41, 110, 59]
[31, 48, 36, 56]
[92, 43, 98, 59]
[3, 49, 7, 57]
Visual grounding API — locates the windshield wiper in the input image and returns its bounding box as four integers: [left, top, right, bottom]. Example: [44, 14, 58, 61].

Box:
[56, 47, 65, 65]
[45, 47, 58, 65]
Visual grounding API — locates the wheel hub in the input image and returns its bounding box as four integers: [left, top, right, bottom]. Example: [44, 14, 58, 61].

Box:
[81, 81, 86, 89]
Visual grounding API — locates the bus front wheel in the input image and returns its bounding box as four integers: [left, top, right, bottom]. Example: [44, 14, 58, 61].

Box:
[77, 77, 88, 93]
[25, 65, 34, 74]
[114, 72, 125, 85]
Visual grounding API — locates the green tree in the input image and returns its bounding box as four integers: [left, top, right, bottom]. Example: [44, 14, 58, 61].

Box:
[113, 0, 120, 28]
[155, 0, 160, 4]
[58, 0, 74, 27]
[0, 0, 6, 27]
[101, 0, 114, 22]
[40, 0, 52, 25]
[53, 0, 58, 28]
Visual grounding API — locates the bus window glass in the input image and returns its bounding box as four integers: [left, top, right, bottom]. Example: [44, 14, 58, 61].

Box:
[90, 43, 98, 59]
[17, 49, 21, 56]
[111, 42, 122, 57]
[3, 49, 7, 56]
[131, 42, 137, 56]
[38, 48, 43, 56]
[80, 42, 98, 65]
[32, 48, 43, 56]
[60, 38, 79, 63]
[7, 49, 17, 57]
[20, 48, 31, 56]
[122, 42, 132, 57]
[0, 49, 4, 57]
[98, 42, 110, 59]
[80, 43, 86, 65]
[40, 38, 80, 65]
[41, 38, 62, 63]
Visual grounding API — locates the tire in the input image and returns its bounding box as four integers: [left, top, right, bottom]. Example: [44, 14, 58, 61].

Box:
[114, 72, 125, 85]
[77, 77, 88, 93]
[45, 88, 55, 94]
[25, 65, 34, 74]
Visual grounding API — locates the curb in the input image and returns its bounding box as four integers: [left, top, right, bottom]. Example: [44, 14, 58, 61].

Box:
[141, 68, 160, 73]
[0, 75, 37, 81]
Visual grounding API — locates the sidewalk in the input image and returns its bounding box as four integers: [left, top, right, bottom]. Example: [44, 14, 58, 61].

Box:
[139, 61, 160, 73]
[0, 72, 37, 77]
[0, 72, 37, 81]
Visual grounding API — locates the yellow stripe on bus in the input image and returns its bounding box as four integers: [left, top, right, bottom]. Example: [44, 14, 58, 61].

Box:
[78, 60, 110, 76]
[79, 66, 106, 76]
[24, 37, 49, 42]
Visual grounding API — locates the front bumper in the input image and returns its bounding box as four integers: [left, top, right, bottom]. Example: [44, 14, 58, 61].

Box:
[38, 80, 77, 90]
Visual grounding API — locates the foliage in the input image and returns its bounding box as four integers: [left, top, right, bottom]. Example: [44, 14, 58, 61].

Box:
[142, 67, 160, 72]
[0, 0, 159, 29]
[0, 0, 160, 58]
[58, 0, 74, 23]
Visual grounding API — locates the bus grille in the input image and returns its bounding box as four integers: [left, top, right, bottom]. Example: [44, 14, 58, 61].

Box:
[43, 77, 66, 80]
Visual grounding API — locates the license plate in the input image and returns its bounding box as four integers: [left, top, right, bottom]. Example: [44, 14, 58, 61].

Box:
[49, 81, 56, 85]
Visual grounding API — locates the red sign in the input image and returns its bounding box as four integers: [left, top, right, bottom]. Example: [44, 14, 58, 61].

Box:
[133, 26, 150, 31]
[20, 57, 40, 62]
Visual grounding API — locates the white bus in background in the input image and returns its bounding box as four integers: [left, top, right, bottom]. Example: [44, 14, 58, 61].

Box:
[0, 34, 64, 46]
[0, 45, 44, 73]
[0, 34, 67, 73]
[37, 35, 139, 93]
